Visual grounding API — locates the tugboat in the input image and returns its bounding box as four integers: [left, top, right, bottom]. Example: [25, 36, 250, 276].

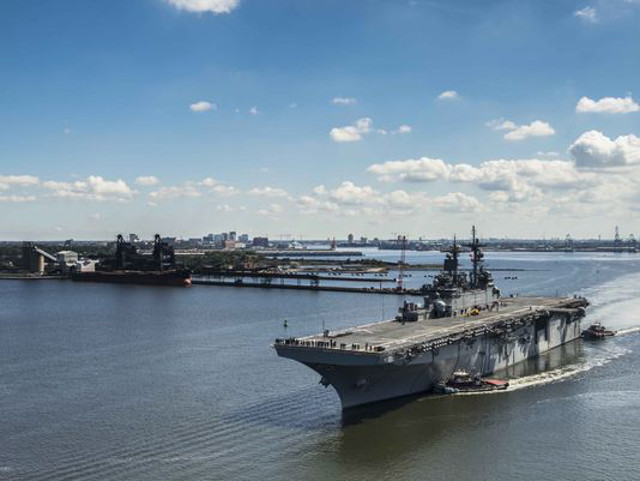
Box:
[435, 370, 509, 394]
[581, 322, 616, 339]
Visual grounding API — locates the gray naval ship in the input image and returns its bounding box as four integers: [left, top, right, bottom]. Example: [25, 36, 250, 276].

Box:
[274, 227, 589, 409]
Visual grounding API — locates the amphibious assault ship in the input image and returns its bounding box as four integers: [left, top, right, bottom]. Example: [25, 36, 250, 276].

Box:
[274, 227, 588, 409]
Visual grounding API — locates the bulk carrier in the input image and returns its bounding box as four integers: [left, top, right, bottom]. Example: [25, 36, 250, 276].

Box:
[274, 227, 588, 409]
[72, 234, 191, 287]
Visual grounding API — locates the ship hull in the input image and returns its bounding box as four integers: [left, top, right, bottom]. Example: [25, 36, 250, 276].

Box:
[277, 312, 582, 409]
[72, 270, 192, 287]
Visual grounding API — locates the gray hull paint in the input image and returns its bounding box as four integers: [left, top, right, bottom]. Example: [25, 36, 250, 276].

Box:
[283, 314, 581, 409]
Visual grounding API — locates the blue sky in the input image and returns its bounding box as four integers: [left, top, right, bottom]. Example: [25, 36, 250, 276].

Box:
[1, 0, 640, 240]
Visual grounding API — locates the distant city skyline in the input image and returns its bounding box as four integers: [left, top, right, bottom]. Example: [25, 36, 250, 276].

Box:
[1, 0, 640, 240]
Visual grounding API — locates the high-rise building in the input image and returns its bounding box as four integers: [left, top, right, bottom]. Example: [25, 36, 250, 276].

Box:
[253, 237, 269, 248]
[347, 233, 354, 244]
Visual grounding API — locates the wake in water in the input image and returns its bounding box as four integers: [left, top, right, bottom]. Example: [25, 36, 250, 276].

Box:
[457, 271, 640, 397]
[506, 345, 631, 392]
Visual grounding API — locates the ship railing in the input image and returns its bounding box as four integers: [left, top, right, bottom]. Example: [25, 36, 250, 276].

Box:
[274, 337, 385, 352]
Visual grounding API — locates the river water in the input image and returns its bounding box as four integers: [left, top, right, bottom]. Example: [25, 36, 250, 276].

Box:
[1, 251, 640, 481]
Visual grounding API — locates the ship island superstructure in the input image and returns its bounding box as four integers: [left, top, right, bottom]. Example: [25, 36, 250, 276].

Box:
[274, 227, 589, 409]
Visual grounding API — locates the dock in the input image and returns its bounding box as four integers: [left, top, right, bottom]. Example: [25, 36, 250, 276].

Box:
[192, 277, 421, 295]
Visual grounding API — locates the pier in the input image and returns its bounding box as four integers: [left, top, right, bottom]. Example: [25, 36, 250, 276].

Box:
[192, 277, 421, 295]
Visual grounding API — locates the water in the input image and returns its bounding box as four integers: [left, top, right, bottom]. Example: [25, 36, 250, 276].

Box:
[1, 252, 640, 481]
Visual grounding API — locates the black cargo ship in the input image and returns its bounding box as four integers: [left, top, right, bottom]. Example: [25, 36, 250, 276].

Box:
[73, 234, 192, 287]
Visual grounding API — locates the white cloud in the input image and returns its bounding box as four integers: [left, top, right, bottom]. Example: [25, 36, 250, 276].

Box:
[574, 6, 597, 22]
[327, 181, 378, 205]
[393, 124, 412, 135]
[198, 177, 239, 195]
[368, 156, 586, 204]
[503, 120, 555, 141]
[433, 192, 481, 212]
[332, 97, 357, 106]
[257, 203, 283, 216]
[330, 117, 373, 142]
[135, 176, 160, 186]
[190, 101, 216, 112]
[569, 130, 640, 167]
[0, 175, 40, 191]
[0, 194, 37, 203]
[249, 106, 259, 115]
[149, 184, 201, 201]
[200, 177, 220, 187]
[42, 176, 135, 201]
[300, 181, 427, 216]
[288, 103, 298, 109]
[167, 0, 239, 14]
[368, 157, 452, 182]
[312, 185, 327, 195]
[486, 118, 518, 131]
[576, 96, 639, 114]
[210, 184, 238, 196]
[216, 204, 246, 212]
[486, 118, 555, 140]
[437, 90, 460, 100]
[249, 186, 290, 198]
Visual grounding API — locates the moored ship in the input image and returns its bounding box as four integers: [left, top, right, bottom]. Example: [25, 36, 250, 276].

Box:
[274, 226, 589, 409]
[73, 269, 191, 287]
[72, 234, 192, 287]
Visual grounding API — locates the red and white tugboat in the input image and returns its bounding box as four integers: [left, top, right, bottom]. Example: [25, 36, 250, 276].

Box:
[435, 370, 509, 394]
[581, 322, 616, 339]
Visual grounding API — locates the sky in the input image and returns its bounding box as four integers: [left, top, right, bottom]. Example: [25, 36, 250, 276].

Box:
[1, 0, 640, 241]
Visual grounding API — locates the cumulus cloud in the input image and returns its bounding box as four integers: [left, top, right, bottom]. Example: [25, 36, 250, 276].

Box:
[574, 6, 597, 22]
[486, 118, 555, 140]
[576, 96, 639, 114]
[0, 175, 39, 190]
[368, 157, 451, 182]
[189, 101, 216, 112]
[569, 130, 640, 167]
[300, 181, 429, 217]
[249, 186, 290, 198]
[147, 178, 238, 201]
[507, 121, 555, 141]
[368, 156, 588, 204]
[216, 204, 246, 212]
[437, 90, 460, 100]
[135, 176, 160, 186]
[328, 181, 378, 205]
[257, 203, 284, 216]
[332, 97, 357, 106]
[149, 184, 201, 201]
[393, 124, 412, 135]
[330, 117, 373, 142]
[486, 119, 517, 131]
[167, 0, 239, 14]
[42, 176, 135, 201]
[0, 194, 37, 203]
[433, 192, 481, 212]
